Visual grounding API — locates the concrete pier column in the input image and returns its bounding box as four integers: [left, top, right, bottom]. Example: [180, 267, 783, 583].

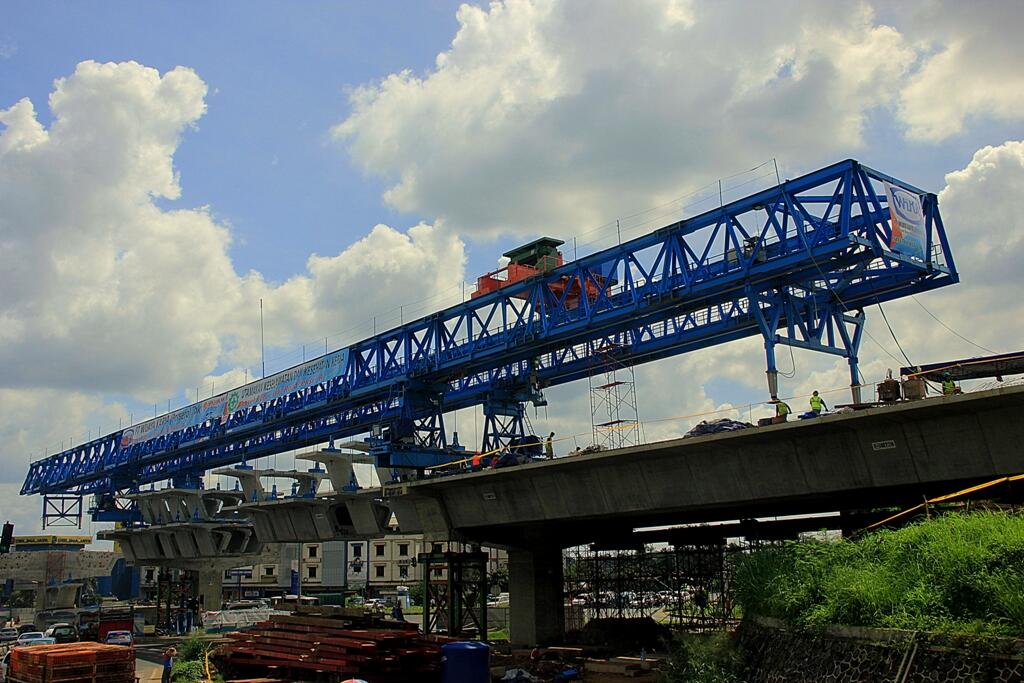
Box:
[197, 568, 223, 611]
[508, 546, 564, 646]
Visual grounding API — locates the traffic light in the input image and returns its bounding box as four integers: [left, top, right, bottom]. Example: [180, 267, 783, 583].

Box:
[0, 522, 13, 554]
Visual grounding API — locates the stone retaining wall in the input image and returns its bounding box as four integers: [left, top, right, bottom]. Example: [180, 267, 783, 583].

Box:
[739, 617, 1024, 682]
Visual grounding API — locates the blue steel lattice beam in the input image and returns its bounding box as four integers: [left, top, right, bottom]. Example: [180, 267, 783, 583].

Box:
[21, 159, 958, 498]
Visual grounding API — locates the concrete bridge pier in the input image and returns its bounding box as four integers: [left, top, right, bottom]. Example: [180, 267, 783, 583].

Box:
[197, 567, 224, 611]
[508, 546, 564, 646]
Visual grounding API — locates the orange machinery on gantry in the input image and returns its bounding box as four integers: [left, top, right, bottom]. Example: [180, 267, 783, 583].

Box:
[472, 237, 612, 307]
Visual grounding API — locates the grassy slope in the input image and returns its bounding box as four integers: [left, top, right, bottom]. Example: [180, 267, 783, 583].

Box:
[733, 511, 1024, 636]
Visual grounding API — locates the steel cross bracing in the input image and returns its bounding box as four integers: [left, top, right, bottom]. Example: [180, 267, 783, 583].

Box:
[22, 159, 958, 498]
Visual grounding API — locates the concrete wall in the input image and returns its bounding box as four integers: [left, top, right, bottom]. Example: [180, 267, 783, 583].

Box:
[740, 617, 1024, 682]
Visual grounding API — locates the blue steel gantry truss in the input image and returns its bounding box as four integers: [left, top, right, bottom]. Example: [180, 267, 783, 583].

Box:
[20, 159, 958, 515]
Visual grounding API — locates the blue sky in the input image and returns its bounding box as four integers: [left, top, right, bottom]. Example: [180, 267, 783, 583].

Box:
[2, 1, 465, 280]
[2, 0, 1024, 533]
[6, 1, 1017, 287]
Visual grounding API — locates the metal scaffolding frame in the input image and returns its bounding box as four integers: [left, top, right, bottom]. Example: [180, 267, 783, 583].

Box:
[564, 539, 782, 633]
[588, 343, 643, 450]
[419, 550, 488, 638]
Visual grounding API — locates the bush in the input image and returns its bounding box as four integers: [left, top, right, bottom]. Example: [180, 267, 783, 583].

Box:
[176, 634, 211, 662]
[171, 659, 206, 682]
[663, 633, 740, 683]
[733, 511, 1024, 636]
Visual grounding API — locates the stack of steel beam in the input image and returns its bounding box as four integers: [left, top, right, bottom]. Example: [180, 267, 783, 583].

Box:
[216, 611, 453, 680]
[8, 642, 134, 683]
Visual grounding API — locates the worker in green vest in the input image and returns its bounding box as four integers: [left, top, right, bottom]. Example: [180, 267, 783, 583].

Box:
[942, 374, 959, 395]
[810, 390, 827, 415]
[774, 399, 791, 420]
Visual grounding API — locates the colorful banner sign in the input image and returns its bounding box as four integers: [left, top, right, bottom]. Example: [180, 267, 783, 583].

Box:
[884, 181, 926, 260]
[119, 348, 349, 447]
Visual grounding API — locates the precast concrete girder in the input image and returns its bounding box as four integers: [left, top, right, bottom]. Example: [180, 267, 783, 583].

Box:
[129, 488, 209, 524]
[98, 521, 262, 565]
[202, 489, 246, 518]
[239, 497, 337, 542]
[298, 449, 370, 492]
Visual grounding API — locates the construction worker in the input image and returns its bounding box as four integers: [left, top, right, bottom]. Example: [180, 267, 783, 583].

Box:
[470, 452, 483, 470]
[545, 432, 555, 459]
[774, 399, 791, 421]
[809, 390, 827, 415]
[942, 374, 960, 395]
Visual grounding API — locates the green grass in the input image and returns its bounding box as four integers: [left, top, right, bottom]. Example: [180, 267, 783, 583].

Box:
[733, 511, 1024, 636]
[663, 633, 740, 683]
[487, 628, 509, 641]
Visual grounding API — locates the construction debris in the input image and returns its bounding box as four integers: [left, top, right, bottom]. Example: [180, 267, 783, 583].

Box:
[7, 642, 135, 683]
[685, 418, 751, 438]
[215, 607, 454, 681]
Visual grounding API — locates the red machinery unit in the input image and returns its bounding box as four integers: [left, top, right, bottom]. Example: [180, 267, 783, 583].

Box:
[472, 237, 609, 307]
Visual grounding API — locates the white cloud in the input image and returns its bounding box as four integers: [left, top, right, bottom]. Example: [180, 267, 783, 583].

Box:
[0, 388, 130, 484]
[0, 61, 467, 401]
[897, 1, 1024, 141]
[334, 0, 914, 237]
[0, 61, 466, 487]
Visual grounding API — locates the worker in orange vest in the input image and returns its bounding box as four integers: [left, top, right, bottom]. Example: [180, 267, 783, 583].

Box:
[471, 453, 483, 470]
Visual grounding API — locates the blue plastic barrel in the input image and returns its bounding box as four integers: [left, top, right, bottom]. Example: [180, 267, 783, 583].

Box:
[441, 641, 490, 683]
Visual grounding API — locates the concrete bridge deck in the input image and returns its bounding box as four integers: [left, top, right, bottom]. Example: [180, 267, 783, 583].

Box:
[403, 384, 1024, 547]
[398, 384, 1024, 644]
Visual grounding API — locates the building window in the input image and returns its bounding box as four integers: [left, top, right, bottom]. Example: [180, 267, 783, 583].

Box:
[398, 543, 409, 557]
[144, 569, 155, 582]
[375, 544, 385, 557]
[432, 543, 443, 554]
[307, 545, 319, 559]
[399, 566, 409, 578]
[352, 563, 362, 574]
[375, 565, 385, 578]
[307, 565, 318, 579]
[432, 568, 443, 578]
[224, 570, 232, 579]
[352, 544, 362, 558]
[264, 566, 275, 576]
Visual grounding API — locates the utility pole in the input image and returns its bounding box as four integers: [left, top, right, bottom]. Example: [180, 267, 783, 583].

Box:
[260, 298, 266, 378]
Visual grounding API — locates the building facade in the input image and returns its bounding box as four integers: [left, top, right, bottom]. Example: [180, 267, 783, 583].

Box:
[346, 537, 508, 599]
[137, 536, 508, 603]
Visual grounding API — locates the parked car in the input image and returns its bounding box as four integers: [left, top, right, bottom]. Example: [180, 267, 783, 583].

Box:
[16, 637, 55, 647]
[0, 628, 18, 643]
[44, 624, 78, 644]
[15, 632, 45, 645]
[15, 624, 37, 635]
[1, 650, 9, 682]
[103, 631, 133, 647]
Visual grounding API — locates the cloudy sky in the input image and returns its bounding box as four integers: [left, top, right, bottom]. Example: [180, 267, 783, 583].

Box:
[1, 0, 1023, 536]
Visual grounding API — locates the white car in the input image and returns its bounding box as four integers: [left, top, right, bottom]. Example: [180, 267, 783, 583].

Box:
[0, 628, 17, 642]
[15, 632, 45, 645]
[15, 636, 55, 647]
[104, 630, 134, 646]
[1, 650, 9, 682]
